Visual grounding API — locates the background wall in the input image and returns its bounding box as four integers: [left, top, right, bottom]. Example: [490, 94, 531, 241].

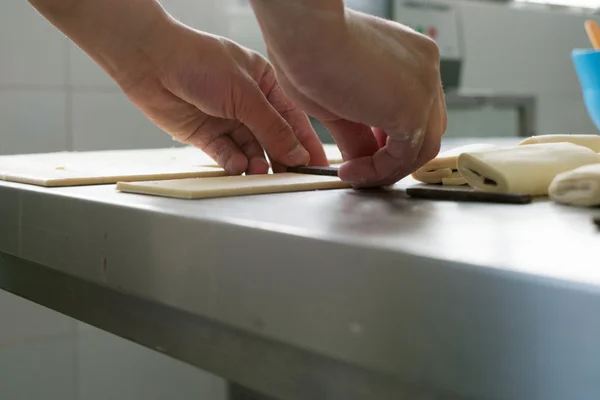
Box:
[0, 0, 598, 399]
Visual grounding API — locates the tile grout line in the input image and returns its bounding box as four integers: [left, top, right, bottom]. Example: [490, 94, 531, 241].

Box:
[65, 38, 74, 152]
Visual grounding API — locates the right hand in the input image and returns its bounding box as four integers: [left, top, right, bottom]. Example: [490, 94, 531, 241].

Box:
[254, 7, 448, 186]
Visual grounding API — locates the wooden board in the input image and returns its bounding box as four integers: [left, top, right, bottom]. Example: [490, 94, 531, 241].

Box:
[116, 173, 351, 199]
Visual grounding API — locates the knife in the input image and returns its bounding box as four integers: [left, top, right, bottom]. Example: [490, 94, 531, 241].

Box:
[286, 166, 339, 177]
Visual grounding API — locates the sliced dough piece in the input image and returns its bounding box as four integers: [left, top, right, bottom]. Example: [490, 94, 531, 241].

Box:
[457, 142, 600, 195]
[323, 144, 343, 164]
[549, 163, 600, 206]
[0, 143, 343, 188]
[0, 147, 227, 187]
[116, 173, 351, 199]
[412, 143, 501, 184]
[1, 164, 226, 187]
[519, 134, 600, 152]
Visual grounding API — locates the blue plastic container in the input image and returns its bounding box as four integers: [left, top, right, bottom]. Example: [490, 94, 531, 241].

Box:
[572, 49, 600, 131]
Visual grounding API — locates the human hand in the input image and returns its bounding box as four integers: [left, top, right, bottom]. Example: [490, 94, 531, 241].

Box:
[250, 4, 447, 186]
[118, 22, 328, 175]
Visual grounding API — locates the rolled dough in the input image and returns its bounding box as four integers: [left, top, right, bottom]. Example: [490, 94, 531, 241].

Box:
[0, 144, 343, 187]
[0, 147, 226, 187]
[549, 163, 600, 206]
[519, 134, 600, 152]
[412, 143, 501, 185]
[116, 173, 351, 199]
[457, 142, 600, 195]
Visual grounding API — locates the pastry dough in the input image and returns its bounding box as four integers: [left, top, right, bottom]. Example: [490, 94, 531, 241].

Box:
[323, 144, 343, 164]
[116, 173, 351, 199]
[519, 134, 600, 152]
[549, 163, 600, 206]
[0, 147, 226, 187]
[457, 142, 600, 195]
[0, 143, 343, 187]
[412, 143, 501, 185]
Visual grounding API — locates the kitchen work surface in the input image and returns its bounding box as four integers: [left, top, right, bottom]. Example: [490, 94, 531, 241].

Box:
[116, 173, 351, 199]
[2, 137, 600, 400]
[0, 144, 343, 187]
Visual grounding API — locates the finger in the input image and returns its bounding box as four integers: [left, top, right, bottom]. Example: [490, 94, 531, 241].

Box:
[196, 134, 248, 176]
[229, 125, 270, 175]
[411, 130, 441, 173]
[177, 117, 248, 175]
[266, 81, 329, 167]
[338, 127, 427, 187]
[269, 67, 375, 166]
[233, 76, 309, 167]
[372, 127, 388, 149]
[321, 119, 379, 161]
[265, 69, 329, 166]
[410, 86, 446, 171]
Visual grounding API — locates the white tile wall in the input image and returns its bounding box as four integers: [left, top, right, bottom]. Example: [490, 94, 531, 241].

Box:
[445, 107, 518, 138]
[0, 90, 67, 155]
[71, 92, 176, 151]
[67, 44, 118, 89]
[537, 91, 598, 135]
[160, 0, 230, 37]
[78, 328, 226, 400]
[0, 1, 68, 86]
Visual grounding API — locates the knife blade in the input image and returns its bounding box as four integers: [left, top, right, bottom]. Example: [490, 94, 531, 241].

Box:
[286, 166, 340, 177]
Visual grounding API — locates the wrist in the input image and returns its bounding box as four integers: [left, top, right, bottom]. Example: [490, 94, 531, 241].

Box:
[249, 0, 347, 48]
[249, 0, 348, 69]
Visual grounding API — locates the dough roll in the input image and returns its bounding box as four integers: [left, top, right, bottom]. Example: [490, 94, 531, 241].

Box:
[412, 143, 500, 185]
[519, 134, 600, 152]
[549, 163, 600, 206]
[457, 142, 600, 195]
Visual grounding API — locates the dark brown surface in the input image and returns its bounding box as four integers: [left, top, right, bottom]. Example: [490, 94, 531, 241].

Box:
[406, 185, 532, 204]
[286, 166, 339, 177]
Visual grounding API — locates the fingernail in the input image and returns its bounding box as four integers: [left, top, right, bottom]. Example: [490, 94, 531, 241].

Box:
[289, 145, 310, 165]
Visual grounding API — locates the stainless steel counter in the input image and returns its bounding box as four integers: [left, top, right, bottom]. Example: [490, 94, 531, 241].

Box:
[1, 137, 600, 400]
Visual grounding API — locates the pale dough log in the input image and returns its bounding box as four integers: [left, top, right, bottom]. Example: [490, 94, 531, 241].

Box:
[116, 173, 351, 199]
[519, 134, 600, 152]
[412, 143, 501, 185]
[549, 163, 600, 206]
[457, 142, 600, 195]
[442, 177, 467, 186]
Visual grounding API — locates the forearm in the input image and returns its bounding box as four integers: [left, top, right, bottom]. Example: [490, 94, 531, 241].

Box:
[249, 0, 347, 57]
[28, 0, 175, 87]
